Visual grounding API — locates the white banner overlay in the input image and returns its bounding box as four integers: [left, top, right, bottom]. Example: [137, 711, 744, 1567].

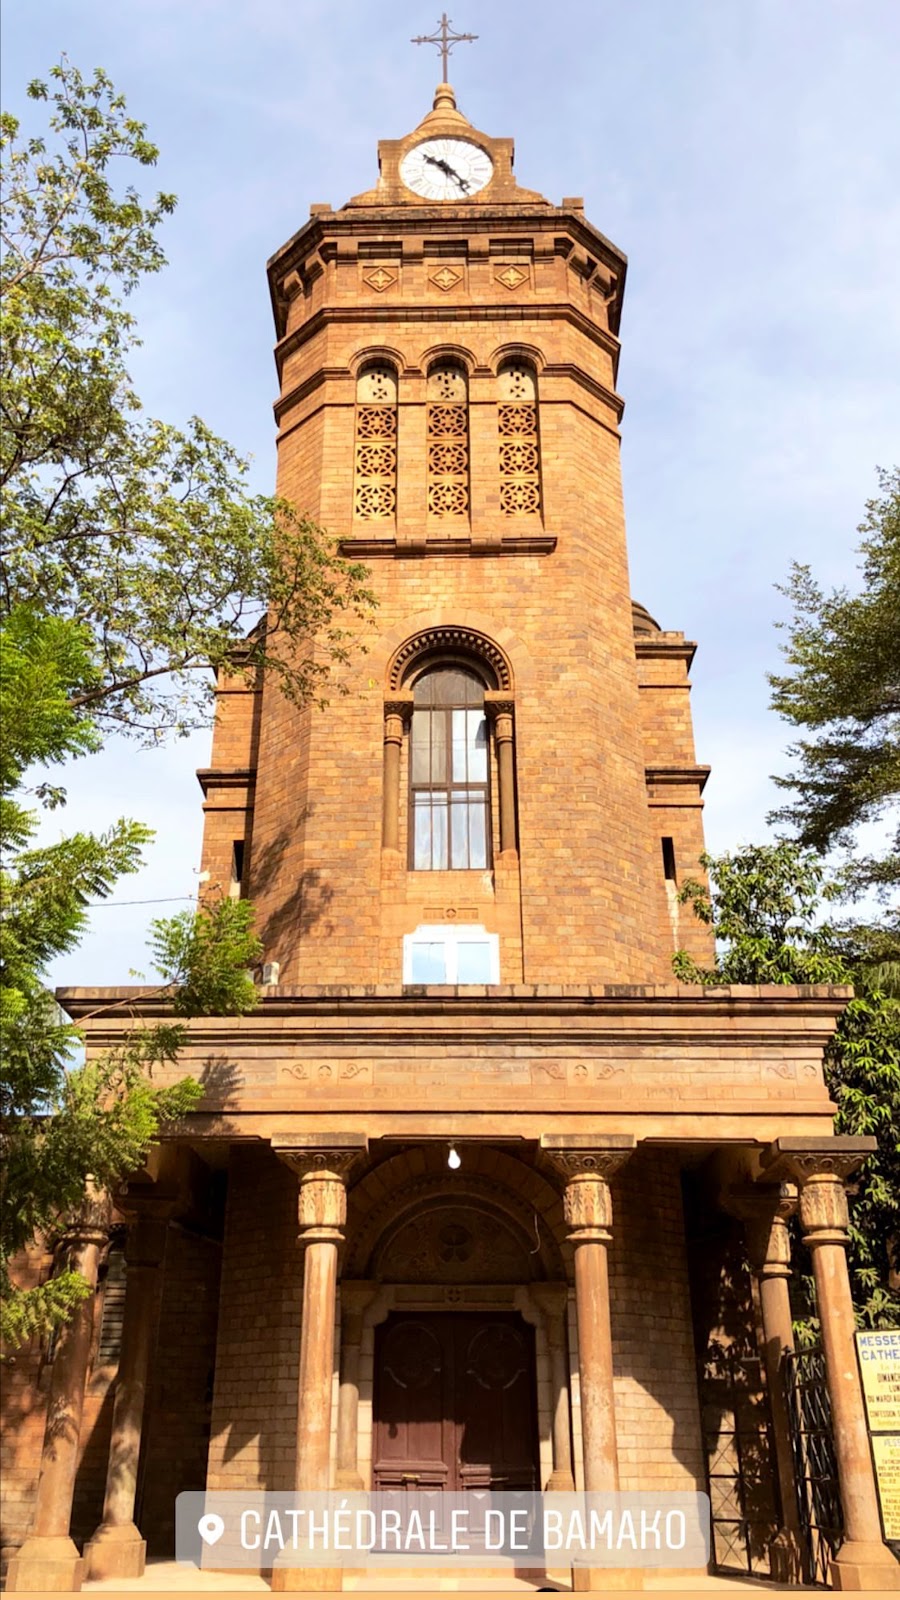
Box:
[175, 1491, 710, 1569]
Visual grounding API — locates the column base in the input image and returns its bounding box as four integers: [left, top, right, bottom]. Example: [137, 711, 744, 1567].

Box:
[768, 1525, 807, 1584]
[830, 1538, 900, 1590]
[334, 1469, 365, 1490]
[571, 1566, 643, 1590]
[545, 1469, 576, 1491]
[5, 1535, 86, 1592]
[270, 1559, 342, 1591]
[84, 1520, 147, 1579]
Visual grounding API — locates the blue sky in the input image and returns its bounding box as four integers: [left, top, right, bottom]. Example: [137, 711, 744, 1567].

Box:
[3, 0, 899, 984]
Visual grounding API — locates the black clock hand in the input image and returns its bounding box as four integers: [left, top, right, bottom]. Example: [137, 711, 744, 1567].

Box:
[423, 153, 471, 194]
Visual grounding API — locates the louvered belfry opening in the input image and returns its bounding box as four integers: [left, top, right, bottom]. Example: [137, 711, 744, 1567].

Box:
[427, 363, 469, 517]
[354, 362, 398, 519]
[498, 359, 541, 515]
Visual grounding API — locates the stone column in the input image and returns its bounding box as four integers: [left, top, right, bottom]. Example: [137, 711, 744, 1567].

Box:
[335, 1281, 377, 1488]
[7, 1188, 111, 1594]
[381, 696, 413, 852]
[485, 693, 517, 855]
[727, 1183, 806, 1583]
[764, 1138, 899, 1592]
[541, 1136, 638, 1593]
[271, 1138, 366, 1593]
[532, 1283, 575, 1491]
[84, 1205, 171, 1580]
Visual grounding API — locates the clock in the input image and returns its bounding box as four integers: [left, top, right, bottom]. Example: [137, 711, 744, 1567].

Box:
[399, 138, 494, 201]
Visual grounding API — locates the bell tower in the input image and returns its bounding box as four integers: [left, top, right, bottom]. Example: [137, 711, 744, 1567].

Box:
[199, 83, 711, 986]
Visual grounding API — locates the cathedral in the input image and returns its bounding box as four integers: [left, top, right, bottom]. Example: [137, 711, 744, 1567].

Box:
[2, 66, 896, 1596]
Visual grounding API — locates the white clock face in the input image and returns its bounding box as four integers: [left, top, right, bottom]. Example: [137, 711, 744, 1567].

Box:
[400, 138, 494, 200]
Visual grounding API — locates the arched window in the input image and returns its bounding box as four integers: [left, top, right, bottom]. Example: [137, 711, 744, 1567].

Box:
[410, 666, 489, 869]
[354, 362, 397, 520]
[427, 363, 469, 517]
[498, 359, 541, 516]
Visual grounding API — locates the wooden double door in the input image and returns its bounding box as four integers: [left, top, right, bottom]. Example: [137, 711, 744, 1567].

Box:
[373, 1311, 539, 1494]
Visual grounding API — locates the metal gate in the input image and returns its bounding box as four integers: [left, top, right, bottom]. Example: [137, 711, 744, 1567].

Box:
[784, 1344, 843, 1586]
[698, 1346, 779, 1576]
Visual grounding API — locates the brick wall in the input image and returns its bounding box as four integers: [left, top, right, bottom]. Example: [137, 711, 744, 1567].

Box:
[609, 1150, 706, 1492]
[138, 1225, 223, 1555]
[206, 1145, 302, 1494]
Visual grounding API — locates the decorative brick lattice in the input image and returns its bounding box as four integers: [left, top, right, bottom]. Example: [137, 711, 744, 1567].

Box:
[355, 364, 397, 519]
[498, 362, 541, 516]
[427, 365, 469, 517]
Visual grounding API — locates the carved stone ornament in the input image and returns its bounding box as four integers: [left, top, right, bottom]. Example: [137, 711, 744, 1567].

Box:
[541, 1144, 633, 1243]
[63, 1182, 113, 1245]
[483, 693, 515, 740]
[374, 1203, 539, 1284]
[383, 695, 414, 742]
[388, 627, 512, 692]
[797, 1174, 851, 1244]
[561, 1174, 613, 1238]
[430, 266, 463, 293]
[723, 1183, 797, 1276]
[543, 1148, 633, 1185]
[363, 267, 397, 293]
[274, 1146, 365, 1244]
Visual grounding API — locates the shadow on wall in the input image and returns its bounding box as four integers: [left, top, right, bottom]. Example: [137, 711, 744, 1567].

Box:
[197, 1054, 245, 1113]
[207, 1147, 303, 1495]
[682, 1169, 779, 1576]
[248, 820, 335, 965]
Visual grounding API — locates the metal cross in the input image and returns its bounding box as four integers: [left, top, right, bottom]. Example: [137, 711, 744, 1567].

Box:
[411, 13, 478, 82]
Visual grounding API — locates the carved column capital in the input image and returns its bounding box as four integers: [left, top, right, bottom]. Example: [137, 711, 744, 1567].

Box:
[340, 1280, 378, 1322]
[540, 1139, 634, 1245]
[384, 694, 414, 744]
[724, 1183, 797, 1278]
[761, 1138, 875, 1252]
[272, 1139, 366, 1247]
[483, 692, 515, 742]
[63, 1183, 113, 1250]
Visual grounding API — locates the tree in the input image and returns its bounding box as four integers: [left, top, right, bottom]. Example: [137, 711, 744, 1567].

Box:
[675, 843, 900, 1331]
[0, 608, 263, 1346]
[0, 61, 359, 1345]
[769, 467, 900, 898]
[1, 61, 374, 738]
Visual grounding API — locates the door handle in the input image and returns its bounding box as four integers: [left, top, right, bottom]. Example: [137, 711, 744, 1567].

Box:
[400, 1473, 420, 1483]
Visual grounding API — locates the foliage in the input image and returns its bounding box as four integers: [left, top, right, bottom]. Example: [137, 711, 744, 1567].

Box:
[1, 60, 374, 739]
[769, 467, 900, 896]
[675, 844, 900, 1331]
[149, 897, 259, 1018]
[0, 607, 262, 1348]
[0, 59, 366, 1346]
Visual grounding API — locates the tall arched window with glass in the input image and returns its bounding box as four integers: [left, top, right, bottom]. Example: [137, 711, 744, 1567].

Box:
[427, 364, 469, 517]
[410, 667, 489, 869]
[354, 363, 397, 519]
[498, 360, 541, 515]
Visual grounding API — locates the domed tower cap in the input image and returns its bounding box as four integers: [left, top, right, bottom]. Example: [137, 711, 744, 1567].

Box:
[632, 601, 662, 636]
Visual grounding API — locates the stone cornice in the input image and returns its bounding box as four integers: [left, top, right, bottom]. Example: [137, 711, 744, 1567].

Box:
[338, 534, 558, 559]
[58, 984, 853, 1049]
[635, 636, 697, 670]
[645, 765, 711, 794]
[267, 208, 628, 339]
[195, 767, 256, 797]
[273, 303, 624, 407]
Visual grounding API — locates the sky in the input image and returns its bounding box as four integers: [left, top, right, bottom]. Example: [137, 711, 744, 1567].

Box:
[3, 0, 899, 986]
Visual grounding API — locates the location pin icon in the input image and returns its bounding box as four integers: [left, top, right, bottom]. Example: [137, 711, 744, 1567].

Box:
[198, 1513, 225, 1546]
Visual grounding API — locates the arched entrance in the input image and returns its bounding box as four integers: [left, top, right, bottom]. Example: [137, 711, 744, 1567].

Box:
[339, 1150, 575, 1496]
